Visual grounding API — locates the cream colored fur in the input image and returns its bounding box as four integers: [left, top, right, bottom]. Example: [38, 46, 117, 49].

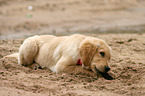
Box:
[7, 34, 112, 77]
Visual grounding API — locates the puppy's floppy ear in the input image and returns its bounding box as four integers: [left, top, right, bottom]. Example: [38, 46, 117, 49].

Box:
[79, 40, 99, 69]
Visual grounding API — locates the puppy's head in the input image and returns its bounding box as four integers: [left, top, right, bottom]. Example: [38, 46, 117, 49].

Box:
[79, 37, 112, 79]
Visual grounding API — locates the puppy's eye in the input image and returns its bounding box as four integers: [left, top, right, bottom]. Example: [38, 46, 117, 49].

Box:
[100, 52, 105, 57]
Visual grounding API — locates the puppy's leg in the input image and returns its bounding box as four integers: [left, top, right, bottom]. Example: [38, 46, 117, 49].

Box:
[55, 56, 95, 77]
[18, 36, 38, 67]
[63, 66, 95, 76]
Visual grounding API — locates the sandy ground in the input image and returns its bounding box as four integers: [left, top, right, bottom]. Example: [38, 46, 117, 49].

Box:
[0, 34, 145, 96]
[0, 0, 145, 96]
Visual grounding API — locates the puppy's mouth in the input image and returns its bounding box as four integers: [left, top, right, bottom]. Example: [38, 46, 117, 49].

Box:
[95, 67, 114, 80]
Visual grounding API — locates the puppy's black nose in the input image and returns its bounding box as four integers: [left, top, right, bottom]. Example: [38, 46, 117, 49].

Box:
[105, 66, 110, 72]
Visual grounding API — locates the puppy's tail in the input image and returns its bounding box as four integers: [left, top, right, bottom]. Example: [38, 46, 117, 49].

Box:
[4, 53, 19, 59]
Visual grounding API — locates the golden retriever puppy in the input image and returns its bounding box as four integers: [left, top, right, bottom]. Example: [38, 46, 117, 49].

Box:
[18, 34, 113, 80]
[7, 34, 113, 80]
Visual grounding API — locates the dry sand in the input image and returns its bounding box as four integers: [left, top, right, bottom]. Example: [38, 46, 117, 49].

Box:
[0, 0, 145, 39]
[0, 34, 145, 96]
[0, 0, 145, 96]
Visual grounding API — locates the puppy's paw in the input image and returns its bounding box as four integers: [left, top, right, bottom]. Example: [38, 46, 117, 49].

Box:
[28, 63, 42, 70]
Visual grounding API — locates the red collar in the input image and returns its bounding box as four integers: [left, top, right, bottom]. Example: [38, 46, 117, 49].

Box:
[77, 59, 82, 65]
